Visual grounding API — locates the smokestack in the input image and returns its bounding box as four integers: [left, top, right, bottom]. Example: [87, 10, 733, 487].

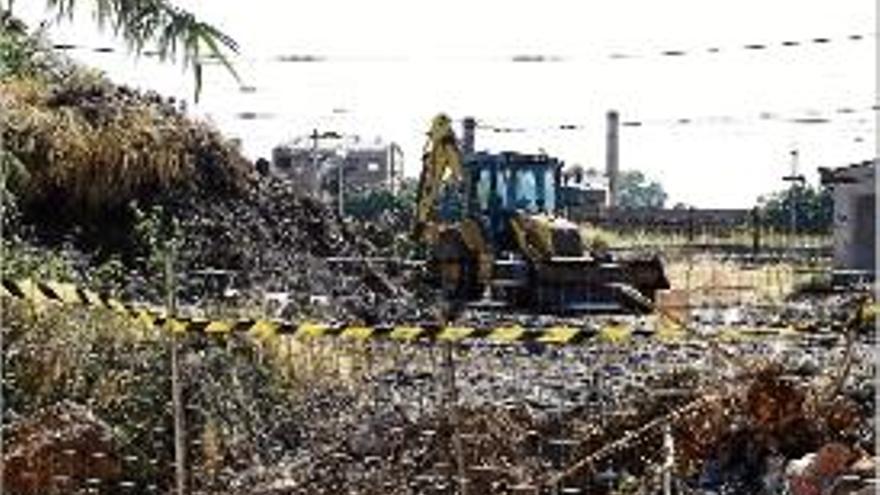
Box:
[462, 117, 476, 155]
[606, 110, 619, 209]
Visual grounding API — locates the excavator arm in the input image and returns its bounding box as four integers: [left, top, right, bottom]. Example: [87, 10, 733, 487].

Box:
[413, 114, 463, 243]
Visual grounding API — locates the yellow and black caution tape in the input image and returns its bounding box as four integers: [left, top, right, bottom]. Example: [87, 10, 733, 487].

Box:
[0, 277, 848, 346]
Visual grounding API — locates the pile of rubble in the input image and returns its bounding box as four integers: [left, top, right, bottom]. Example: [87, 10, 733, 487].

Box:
[135, 177, 416, 322]
[2, 401, 122, 494]
[2, 286, 874, 495]
[3, 13, 415, 324]
[216, 323, 875, 495]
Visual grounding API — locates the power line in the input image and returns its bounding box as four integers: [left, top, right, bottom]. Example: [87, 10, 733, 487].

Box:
[453, 105, 879, 133]
[224, 104, 877, 125]
[46, 31, 876, 68]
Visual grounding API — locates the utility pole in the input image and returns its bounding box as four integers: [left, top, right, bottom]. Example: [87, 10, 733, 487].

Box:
[308, 128, 343, 204]
[783, 149, 805, 256]
[310, 129, 321, 199]
[443, 343, 466, 495]
[606, 110, 620, 209]
[166, 240, 186, 495]
[662, 422, 675, 495]
[0, 102, 6, 495]
[751, 206, 762, 258]
[337, 150, 346, 219]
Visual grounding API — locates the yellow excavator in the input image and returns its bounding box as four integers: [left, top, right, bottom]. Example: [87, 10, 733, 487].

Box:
[413, 114, 668, 313]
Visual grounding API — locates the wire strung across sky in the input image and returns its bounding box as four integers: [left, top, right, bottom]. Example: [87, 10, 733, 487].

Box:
[44, 31, 875, 136]
[228, 104, 878, 136]
[471, 105, 879, 134]
[48, 30, 876, 70]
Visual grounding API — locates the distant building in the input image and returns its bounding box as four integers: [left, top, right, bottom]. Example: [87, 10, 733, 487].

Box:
[326, 142, 404, 195]
[270, 135, 403, 198]
[560, 165, 607, 219]
[270, 142, 327, 195]
[819, 159, 876, 276]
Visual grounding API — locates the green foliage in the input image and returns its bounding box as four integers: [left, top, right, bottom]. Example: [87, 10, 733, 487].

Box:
[2, 9, 249, 215]
[757, 184, 833, 234]
[1, 301, 176, 488]
[1, 147, 29, 216]
[617, 170, 668, 209]
[345, 189, 412, 221]
[131, 201, 181, 292]
[342, 181, 418, 258]
[90, 254, 127, 293]
[1, 297, 346, 491]
[132, 202, 181, 254]
[344, 178, 417, 222]
[0, 15, 40, 78]
[0, 237, 78, 282]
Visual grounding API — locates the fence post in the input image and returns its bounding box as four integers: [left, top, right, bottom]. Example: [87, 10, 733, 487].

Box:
[686, 207, 695, 244]
[165, 243, 187, 495]
[751, 207, 762, 258]
[0, 106, 6, 495]
[443, 342, 466, 495]
[662, 422, 674, 495]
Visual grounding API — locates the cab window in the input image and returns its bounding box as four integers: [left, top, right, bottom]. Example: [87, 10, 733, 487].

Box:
[476, 168, 491, 211]
[543, 168, 556, 212]
[514, 169, 537, 211]
[496, 168, 510, 209]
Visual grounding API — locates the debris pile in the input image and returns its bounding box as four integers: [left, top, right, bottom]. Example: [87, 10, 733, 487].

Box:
[216, 330, 875, 495]
[1, 12, 250, 213]
[132, 176, 417, 322]
[1, 17, 415, 323]
[675, 366, 875, 494]
[1, 401, 122, 494]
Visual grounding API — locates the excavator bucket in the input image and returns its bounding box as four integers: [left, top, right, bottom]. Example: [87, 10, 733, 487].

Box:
[523, 255, 669, 314]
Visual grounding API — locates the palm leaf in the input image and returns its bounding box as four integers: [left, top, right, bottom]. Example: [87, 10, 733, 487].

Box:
[44, 0, 239, 101]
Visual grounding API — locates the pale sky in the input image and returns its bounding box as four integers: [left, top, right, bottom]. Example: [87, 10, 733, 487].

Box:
[13, 0, 878, 207]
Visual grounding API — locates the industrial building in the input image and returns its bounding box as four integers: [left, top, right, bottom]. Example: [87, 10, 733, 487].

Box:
[270, 135, 404, 198]
[560, 165, 608, 219]
[819, 159, 877, 278]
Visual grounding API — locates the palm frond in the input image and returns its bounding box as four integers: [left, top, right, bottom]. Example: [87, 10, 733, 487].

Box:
[45, 0, 239, 101]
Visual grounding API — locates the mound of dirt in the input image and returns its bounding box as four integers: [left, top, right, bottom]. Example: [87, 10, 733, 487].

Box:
[1, 15, 418, 323]
[1, 401, 122, 494]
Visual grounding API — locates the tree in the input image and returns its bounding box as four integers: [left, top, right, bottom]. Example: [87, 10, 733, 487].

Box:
[617, 170, 668, 209]
[344, 178, 418, 223]
[757, 184, 833, 234]
[11, 0, 239, 100]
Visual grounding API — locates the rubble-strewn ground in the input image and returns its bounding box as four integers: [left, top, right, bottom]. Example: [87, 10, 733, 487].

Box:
[2, 286, 875, 495]
[2, 13, 876, 495]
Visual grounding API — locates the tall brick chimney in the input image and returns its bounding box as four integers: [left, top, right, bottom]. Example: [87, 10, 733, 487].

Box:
[606, 110, 619, 209]
[462, 117, 476, 155]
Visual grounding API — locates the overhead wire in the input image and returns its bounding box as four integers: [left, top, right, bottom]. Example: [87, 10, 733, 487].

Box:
[225, 104, 877, 128]
[431, 105, 879, 134]
[45, 30, 876, 68]
[45, 29, 874, 140]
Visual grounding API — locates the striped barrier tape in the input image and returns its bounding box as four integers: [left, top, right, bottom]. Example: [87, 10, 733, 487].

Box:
[0, 277, 862, 346]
